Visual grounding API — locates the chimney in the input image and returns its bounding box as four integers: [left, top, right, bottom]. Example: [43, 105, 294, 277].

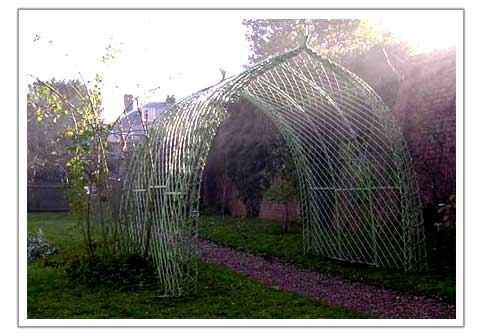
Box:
[124, 94, 134, 112]
[166, 95, 175, 105]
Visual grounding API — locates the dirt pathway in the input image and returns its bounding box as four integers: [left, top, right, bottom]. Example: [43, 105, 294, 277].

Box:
[197, 238, 456, 319]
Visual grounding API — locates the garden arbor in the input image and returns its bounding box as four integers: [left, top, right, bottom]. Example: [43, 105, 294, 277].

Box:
[118, 45, 427, 296]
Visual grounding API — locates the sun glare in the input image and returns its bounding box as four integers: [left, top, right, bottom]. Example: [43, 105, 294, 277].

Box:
[22, 10, 461, 123]
[380, 14, 458, 54]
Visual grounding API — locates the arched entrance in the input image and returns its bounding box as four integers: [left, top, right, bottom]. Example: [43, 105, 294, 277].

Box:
[118, 45, 426, 296]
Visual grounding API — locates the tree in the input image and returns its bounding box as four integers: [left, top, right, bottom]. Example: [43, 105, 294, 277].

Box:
[242, 19, 403, 64]
[264, 174, 298, 233]
[243, 19, 413, 109]
[29, 72, 114, 262]
[205, 98, 287, 217]
[27, 79, 88, 183]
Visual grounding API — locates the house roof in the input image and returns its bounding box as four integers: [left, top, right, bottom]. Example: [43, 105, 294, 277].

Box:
[108, 99, 175, 143]
[120, 110, 142, 126]
[143, 102, 169, 109]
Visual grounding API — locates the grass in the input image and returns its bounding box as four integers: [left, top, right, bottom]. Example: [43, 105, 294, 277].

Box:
[198, 215, 456, 303]
[27, 212, 367, 319]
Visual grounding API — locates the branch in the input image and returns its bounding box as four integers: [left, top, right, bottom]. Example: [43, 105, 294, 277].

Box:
[27, 75, 93, 130]
[382, 48, 404, 80]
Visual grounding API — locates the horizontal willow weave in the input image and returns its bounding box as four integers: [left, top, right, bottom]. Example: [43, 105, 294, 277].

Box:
[117, 45, 427, 296]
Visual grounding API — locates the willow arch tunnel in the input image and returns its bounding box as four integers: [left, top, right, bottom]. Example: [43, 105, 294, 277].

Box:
[118, 45, 427, 296]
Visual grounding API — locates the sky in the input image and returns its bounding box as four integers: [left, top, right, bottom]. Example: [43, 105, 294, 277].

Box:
[20, 10, 462, 122]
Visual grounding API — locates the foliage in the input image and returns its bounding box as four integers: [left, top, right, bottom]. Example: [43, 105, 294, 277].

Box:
[65, 254, 159, 291]
[27, 79, 87, 183]
[27, 39, 131, 265]
[29, 72, 114, 263]
[436, 194, 456, 229]
[431, 194, 456, 269]
[225, 137, 287, 217]
[242, 19, 413, 110]
[264, 178, 297, 205]
[27, 229, 57, 261]
[242, 19, 409, 64]
[264, 158, 299, 233]
[208, 99, 291, 216]
[27, 212, 367, 319]
[199, 216, 456, 303]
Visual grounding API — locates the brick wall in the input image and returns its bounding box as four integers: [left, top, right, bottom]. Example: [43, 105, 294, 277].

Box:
[258, 199, 300, 222]
[222, 183, 300, 222]
[225, 183, 248, 217]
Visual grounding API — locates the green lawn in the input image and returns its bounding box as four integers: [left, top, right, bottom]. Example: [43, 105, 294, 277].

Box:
[27, 212, 367, 319]
[198, 215, 456, 303]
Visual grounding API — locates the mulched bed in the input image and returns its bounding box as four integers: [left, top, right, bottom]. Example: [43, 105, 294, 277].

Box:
[197, 238, 456, 319]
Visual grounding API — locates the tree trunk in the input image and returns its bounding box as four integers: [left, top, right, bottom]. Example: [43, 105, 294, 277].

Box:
[283, 202, 289, 233]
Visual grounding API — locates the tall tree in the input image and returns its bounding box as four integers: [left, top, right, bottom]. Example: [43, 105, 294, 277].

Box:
[242, 19, 407, 65]
[243, 19, 414, 111]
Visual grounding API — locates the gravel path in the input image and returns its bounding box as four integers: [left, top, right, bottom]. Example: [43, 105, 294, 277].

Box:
[197, 238, 455, 319]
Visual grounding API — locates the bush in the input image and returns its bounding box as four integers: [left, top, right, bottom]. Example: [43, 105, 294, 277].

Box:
[424, 194, 456, 270]
[27, 229, 57, 261]
[65, 254, 159, 291]
[433, 194, 456, 268]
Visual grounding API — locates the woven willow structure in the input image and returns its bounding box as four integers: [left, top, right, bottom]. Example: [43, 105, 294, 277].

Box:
[117, 44, 427, 296]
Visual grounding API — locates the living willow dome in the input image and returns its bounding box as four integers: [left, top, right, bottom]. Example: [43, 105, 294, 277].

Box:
[117, 44, 427, 296]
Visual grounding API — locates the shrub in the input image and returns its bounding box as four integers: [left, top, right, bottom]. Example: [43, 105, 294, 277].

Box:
[424, 193, 456, 270]
[27, 229, 57, 261]
[432, 194, 456, 268]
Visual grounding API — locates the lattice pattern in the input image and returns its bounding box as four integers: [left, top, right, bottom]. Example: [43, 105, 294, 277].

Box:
[117, 46, 427, 296]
